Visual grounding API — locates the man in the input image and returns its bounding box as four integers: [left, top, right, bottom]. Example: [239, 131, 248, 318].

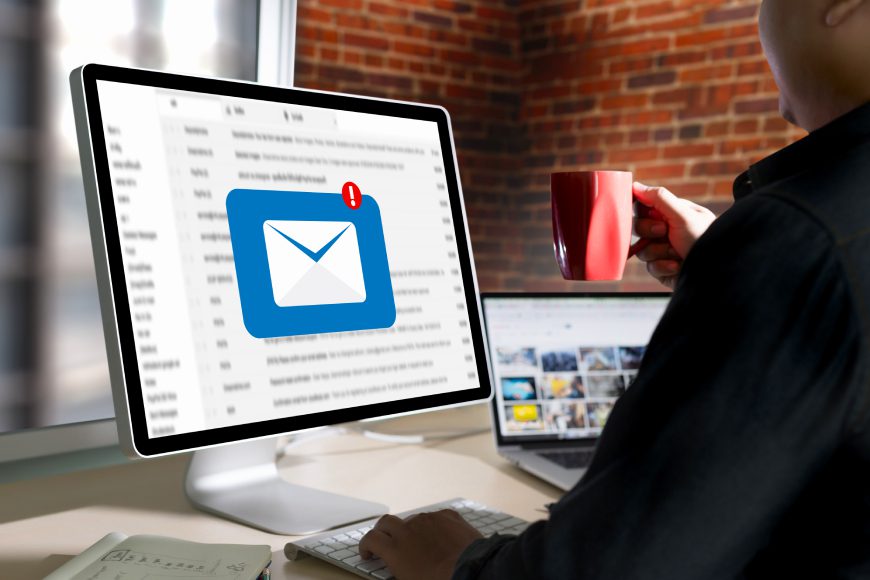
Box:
[359, 0, 870, 577]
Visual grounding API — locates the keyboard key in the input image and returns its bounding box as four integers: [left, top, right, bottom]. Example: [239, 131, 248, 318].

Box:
[343, 554, 364, 567]
[372, 569, 394, 579]
[334, 534, 351, 542]
[328, 549, 356, 561]
[357, 559, 387, 572]
[314, 545, 335, 555]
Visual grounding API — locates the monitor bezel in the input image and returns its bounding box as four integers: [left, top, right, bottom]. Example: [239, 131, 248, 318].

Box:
[76, 63, 492, 457]
[480, 292, 671, 447]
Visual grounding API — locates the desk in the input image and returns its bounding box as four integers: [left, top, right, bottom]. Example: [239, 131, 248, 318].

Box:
[0, 404, 560, 579]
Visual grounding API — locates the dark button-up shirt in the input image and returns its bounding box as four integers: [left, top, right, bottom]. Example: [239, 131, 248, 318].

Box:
[455, 102, 870, 578]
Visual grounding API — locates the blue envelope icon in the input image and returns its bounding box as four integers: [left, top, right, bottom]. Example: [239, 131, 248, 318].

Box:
[263, 220, 366, 307]
[226, 189, 396, 339]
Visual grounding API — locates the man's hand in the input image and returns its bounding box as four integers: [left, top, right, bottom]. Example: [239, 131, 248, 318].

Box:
[359, 509, 483, 580]
[633, 182, 716, 289]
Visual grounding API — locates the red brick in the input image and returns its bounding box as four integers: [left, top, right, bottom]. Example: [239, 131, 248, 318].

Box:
[394, 41, 434, 57]
[720, 138, 765, 155]
[663, 144, 716, 159]
[298, 6, 331, 23]
[706, 121, 729, 137]
[676, 29, 728, 48]
[319, 0, 362, 8]
[735, 97, 780, 115]
[624, 110, 673, 124]
[345, 33, 389, 51]
[628, 71, 676, 89]
[705, 5, 758, 24]
[738, 59, 770, 76]
[734, 119, 758, 134]
[601, 94, 648, 110]
[609, 58, 654, 75]
[434, 0, 472, 13]
[609, 147, 659, 163]
[635, 163, 686, 180]
[637, 1, 675, 19]
[679, 64, 733, 83]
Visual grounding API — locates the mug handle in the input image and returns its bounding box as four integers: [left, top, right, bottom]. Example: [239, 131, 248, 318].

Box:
[627, 196, 656, 259]
[627, 238, 651, 259]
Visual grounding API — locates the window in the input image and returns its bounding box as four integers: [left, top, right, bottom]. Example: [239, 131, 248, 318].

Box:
[0, 0, 259, 430]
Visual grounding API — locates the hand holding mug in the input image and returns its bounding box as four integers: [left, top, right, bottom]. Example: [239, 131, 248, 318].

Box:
[632, 182, 716, 289]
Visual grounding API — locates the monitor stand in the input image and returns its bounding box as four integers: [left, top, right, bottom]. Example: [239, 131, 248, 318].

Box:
[185, 437, 387, 535]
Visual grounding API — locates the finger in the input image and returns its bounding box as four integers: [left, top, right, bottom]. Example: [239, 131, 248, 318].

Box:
[359, 529, 396, 561]
[438, 509, 464, 520]
[632, 182, 685, 223]
[635, 203, 665, 222]
[636, 242, 675, 263]
[373, 514, 405, 537]
[647, 259, 681, 280]
[633, 217, 668, 238]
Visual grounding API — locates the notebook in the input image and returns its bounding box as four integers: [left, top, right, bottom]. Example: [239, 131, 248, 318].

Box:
[44, 532, 271, 580]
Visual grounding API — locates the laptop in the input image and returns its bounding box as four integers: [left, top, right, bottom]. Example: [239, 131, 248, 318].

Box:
[481, 293, 670, 490]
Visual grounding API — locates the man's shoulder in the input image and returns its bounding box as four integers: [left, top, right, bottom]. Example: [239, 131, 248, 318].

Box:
[753, 139, 870, 246]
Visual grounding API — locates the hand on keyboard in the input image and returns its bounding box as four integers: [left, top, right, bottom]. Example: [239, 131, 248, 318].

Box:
[359, 508, 483, 580]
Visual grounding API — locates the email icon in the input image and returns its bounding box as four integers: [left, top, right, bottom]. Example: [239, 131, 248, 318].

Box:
[226, 189, 396, 339]
[263, 220, 366, 307]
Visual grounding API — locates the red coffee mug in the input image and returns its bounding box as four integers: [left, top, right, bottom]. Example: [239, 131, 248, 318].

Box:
[551, 170, 649, 281]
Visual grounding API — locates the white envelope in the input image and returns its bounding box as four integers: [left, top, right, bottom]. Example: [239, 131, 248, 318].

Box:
[262, 220, 367, 307]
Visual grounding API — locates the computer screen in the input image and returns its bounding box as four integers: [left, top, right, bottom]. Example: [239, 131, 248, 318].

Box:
[73, 65, 490, 456]
[482, 294, 669, 442]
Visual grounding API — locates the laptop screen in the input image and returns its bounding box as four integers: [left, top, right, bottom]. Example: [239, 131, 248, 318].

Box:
[482, 294, 670, 443]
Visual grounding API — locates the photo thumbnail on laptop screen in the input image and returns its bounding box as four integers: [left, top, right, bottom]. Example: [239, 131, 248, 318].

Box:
[484, 297, 668, 439]
[95, 81, 480, 438]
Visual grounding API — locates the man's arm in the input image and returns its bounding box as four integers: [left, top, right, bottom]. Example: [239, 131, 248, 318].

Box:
[450, 193, 866, 579]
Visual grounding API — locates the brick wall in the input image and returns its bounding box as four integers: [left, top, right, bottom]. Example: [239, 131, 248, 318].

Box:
[294, 0, 805, 293]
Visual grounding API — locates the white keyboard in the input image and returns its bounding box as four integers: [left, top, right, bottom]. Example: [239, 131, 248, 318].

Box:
[285, 498, 531, 579]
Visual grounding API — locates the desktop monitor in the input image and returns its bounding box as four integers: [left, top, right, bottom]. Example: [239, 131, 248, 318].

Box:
[70, 64, 491, 533]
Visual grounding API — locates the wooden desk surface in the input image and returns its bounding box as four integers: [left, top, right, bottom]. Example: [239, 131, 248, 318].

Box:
[0, 403, 560, 579]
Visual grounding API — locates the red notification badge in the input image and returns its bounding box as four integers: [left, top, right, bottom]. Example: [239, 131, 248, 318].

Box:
[342, 181, 362, 210]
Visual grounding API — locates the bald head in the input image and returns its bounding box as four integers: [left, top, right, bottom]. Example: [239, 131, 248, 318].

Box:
[759, 0, 870, 131]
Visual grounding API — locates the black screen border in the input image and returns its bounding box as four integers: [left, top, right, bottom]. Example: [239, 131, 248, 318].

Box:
[80, 63, 492, 457]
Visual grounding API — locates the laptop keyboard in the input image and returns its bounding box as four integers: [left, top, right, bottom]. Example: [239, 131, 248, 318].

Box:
[285, 498, 530, 579]
[538, 449, 595, 469]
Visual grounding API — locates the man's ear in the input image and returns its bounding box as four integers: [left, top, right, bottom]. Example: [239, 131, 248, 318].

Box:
[825, 0, 865, 26]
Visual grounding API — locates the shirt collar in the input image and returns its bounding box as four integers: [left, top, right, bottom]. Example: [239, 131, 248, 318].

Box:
[732, 100, 870, 200]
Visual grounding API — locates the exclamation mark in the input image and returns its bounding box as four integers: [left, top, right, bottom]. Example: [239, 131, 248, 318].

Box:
[342, 181, 362, 210]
